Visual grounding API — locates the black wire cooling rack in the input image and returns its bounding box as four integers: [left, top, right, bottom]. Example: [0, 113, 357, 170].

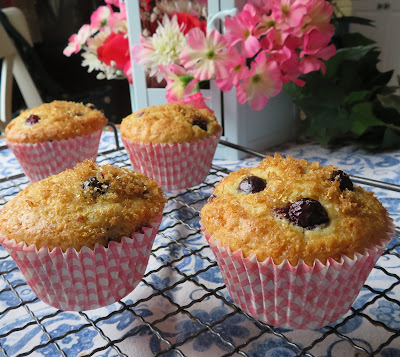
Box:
[0, 127, 399, 357]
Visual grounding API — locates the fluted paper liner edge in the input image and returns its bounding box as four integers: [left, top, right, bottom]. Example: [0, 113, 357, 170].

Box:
[0, 216, 162, 311]
[202, 216, 395, 329]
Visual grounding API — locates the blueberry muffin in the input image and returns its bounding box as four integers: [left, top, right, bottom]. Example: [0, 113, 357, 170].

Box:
[0, 159, 166, 252]
[6, 100, 107, 143]
[120, 103, 221, 144]
[120, 103, 222, 190]
[200, 154, 390, 266]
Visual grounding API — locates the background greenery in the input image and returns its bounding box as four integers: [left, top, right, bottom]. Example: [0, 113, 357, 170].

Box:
[284, 9, 400, 150]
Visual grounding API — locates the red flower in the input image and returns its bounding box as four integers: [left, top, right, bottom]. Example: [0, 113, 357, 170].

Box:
[97, 32, 130, 70]
[172, 12, 207, 35]
[140, 0, 155, 12]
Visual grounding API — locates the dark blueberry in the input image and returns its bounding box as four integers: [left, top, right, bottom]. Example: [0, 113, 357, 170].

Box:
[287, 198, 329, 229]
[81, 176, 109, 196]
[274, 202, 291, 219]
[25, 115, 40, 126]
[330, 170, 353, 191]
[193, 118, 208, 131]
[238, 176, 266, 194]
[137, 111, 144, 117]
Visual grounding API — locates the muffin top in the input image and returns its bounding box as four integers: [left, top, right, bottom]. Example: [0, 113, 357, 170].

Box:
[200, 154, 390, 266]
[5, 100, 108, 144]
[120, 103, 222, 144]
[0, 160, 166, 252]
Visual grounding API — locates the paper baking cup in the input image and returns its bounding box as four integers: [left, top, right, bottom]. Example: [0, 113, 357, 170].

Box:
[7, 130, 103, 182]
[122, 132, 221, 190]
[203, 219, 394, 329]
[0, 216, 162, 311]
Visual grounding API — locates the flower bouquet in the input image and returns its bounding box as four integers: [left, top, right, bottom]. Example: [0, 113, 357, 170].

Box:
[64, 0, 336, 112]
[64, 0, 131, 82]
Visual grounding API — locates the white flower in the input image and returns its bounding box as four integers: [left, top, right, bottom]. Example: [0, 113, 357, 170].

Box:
[63, 24, 95, 56]
[135, 15, 187, 82]
[81, 51, 103, 73]
[81, 27, 124, 80]
[86, 26, 111, 53]
[80, 30, 109, 73]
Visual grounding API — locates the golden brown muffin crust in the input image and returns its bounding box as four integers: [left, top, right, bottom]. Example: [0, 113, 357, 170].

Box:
[120, 103, 222, 144]
[5, 101, 108, 143]
[200, 154, 390, 266]
[0, 160, 166, 252]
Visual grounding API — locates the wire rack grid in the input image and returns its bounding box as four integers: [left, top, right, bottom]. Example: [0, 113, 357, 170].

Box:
[0, 130, 399, 357]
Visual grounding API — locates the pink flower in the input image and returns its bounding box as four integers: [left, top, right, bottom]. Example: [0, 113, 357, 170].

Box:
[216, 55, 248, 92]
[271, 0, 309, 29]
[254, 12, 277, 38]
[275, 46, 305, 85]
[64, 0, 336, 111]
[301, 29, 333, 56]
[118, 2, 126, 18]
[159, 64, 198, 102]
[123, 60, 133, 84]
[63, 24, 94, 56]
[302, 0, 335, 36]
[90, 6, 112, 29]
[105, 0, 121, 6]
[298, 29, 336, 74]
[259, 26, 290, 50]
[224, 4, 261, 58]
[108, 4, 127, 31]
[248, 0, 273, 13]
[180, 28, 234, 81]
[298, 46, 336, 74]
[182, 92, 213, 111]
[237, 53, 283, 110]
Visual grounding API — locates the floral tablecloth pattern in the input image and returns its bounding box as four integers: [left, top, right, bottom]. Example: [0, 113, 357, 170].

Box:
[0, 130, 399, 357]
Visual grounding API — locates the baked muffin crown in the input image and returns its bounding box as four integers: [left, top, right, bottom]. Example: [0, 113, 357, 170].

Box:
[200, 154, 390, 266]
[5, 100, 108, 143]
[120, 103, 222, 144]
[0, 160, 166, 252]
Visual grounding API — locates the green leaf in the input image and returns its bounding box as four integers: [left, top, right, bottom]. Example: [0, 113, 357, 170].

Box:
[329, 108, 352, 131]
[282, 82, 304, 99]
[284, 11, 400, 149]
[337, 60, 364, 92]
[349, 102, 386, 135]
[339, 45, 377, 61]
[381, 128, 400, 149]
[300, 106, 352, 146]
[368, 70, 393, 87]
[334, 16, 375, 27]
[301, 110, 334, 145]
[324, 46, 376, 79]
[345, 91, 370, 105]
[341, 33, 376, 48]
[377, 93, 400, 112]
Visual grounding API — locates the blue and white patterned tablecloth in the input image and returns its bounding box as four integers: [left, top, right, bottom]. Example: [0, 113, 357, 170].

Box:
[0, 130, 399, 357]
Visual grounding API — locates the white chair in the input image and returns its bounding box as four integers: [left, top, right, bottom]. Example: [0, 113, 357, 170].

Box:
[0, 7, 42, 131]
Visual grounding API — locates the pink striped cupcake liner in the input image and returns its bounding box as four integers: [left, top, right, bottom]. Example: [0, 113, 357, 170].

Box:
[203, 217, 394, 329]
[122, 132, 221, 191]
[0, 216, 162, 311]
[7, 130, 103, 182]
